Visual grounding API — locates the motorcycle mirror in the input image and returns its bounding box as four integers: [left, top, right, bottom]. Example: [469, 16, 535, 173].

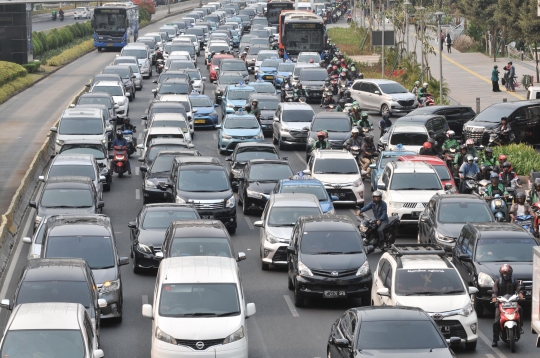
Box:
[366, 245, 375, 254]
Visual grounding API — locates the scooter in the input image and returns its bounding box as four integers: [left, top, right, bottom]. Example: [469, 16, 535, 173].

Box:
[52, 12, 57, 21]
[461, 175, 478, 194]
[515, 215, 534, 234]
[531, 201, 540, 236]
[59, 13, 64, 21]
[321, 90, 335, 107]
[285, 90, 294, 102]
[122, 129, 136, 157]
[357, 213, 400, 251]
[476, 179, 490, 197]
[418, 94, 435, 107]
[485, 194, 510, 222]
[444, 147, 457, 170]
[494, 294, 522, 353]
[156, 59, 164, 74]
[112, 145, 128, 177]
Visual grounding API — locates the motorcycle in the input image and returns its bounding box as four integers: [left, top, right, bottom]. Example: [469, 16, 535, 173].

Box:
[156, 59, 164, 74]
[493, 294, 522, 353]
[487, 129, 515, 147]
[461, 175, 478, 194]
[59, 12, 64, 21]
[418, 93, 435, 107]
[485, 194, 510, 222]
[52, 12, 57, 21]
[349, 145, 361, 164]
[122, 129, 136, 157]
[337, 83, 349, 99]
[515, 214, 534, 233]
[531, 201, 540, 236]
[347, 14, 352, 23]
[321, 90, 335, 107]
[285, 90, 294, 102]
[357, 213, 400, 251]
[444, 147, 457, 171]
[476, 179, 490, 197]
[330, 74, 339, 94]
[112, 145, 129, 178]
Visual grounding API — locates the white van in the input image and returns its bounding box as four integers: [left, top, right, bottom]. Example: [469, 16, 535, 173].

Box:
[143, 256, 256, 358]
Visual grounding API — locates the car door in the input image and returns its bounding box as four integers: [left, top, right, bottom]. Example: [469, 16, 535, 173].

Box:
[357, 82, 371, 109]
[260, 203, 270, 248]
[272, 105, 282, 138]
[462, 232, 477, 284]
[509, 106, 527, 143]
[380, 260, 393, 306]
[336, 312, 355, 357]
[379, 166, 391, 199]
[328, 312, 349, 357]
[523, 105, 540, 144]
[288, 227, 300, 284]
[442, 109, 463, 134]
[419, 199, 435, 243]
[367, 83, 380, 110]
[350, 81, 362, 103]
[452, 231, 470, 282]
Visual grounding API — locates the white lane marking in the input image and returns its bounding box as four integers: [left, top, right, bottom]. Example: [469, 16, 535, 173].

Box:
[135, 167, 140, 176]
[486, 355, 496, 358]
[135, 189, 141, 200]
[138, 133, 142, 140]
[244, 216, 254, 230]
[213, 133, 217, 140]
[294, 151, 306, 165]
[283, 295, 299, 317]
[477, 330, 508, 358]
[140, 120, 145, 126]
[142, 295, 148, 305]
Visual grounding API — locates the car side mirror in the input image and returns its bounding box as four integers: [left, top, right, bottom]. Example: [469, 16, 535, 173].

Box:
[136, 144, 144, 149]
[128, 221, 137, 229]
[138, 157, 145, 162]
[109, 154, 114, 160]
[215, 124, 222, 129]
[333, 338, 350, 347]
[142, 304, 153, 318]
[303, 169, 311, 175]
[254, 220, 264, 227]
[369, 164, 376, 169]
[0, 299, 12, 310]
[126, 92, 132, 97]
[93, 350, 105, 358]
[468, 286, 479, 295]
[85, 83, 91, 87]
[140, 166, 148, 172]
[377, 183, 386, 190]
[69, 104, 76, 108]
[114, 104, 119, 109]
[237, 252, 246, 261]
[374, 91, 380, 95]
[97, 201, 105, 209]
[100, 175, 107, 183]
[459, 253, 472, 262]
[226, 156, 232, 161]
[202, 77, 207, 81]
[286, 246, 295, 254]
[376, 287, 390, 297]
[22, 237, 32, 244]
[141, 115, 148, 120]
[119, 257, 129, 266]
[214, 103, 219, 107]
[29, 201, 37, 209]
[245, 302, 256, 318]
[50, 127, 57, 133]
[98, 298, 107, 308]
[38, 175, 45, 181]
[444, 183, 453, 191]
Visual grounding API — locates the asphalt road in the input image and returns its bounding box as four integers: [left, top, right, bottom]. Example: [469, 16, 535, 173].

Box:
[0, 13, 538, 358]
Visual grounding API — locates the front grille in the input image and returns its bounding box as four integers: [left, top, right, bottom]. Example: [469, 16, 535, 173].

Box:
[326, 189, 356, 202]
[329, 140, 344, 148]
[232, 135, 254, 139]
[434, 320, 467, 339]
[272, 246, 287, 262]
[311, 268, 358, 277]
[397, 99, 414, 106]
[309, 284, 365, 291]
[463, 126, 485, 145]
[290, 130, 308, 139]
[175, 338, 224, 350]
[517, 279, 533, 294]
[191, 200, 224, 210]
[403, 202, 427, 209]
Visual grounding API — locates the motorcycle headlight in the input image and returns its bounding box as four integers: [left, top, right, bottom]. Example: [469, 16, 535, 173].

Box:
[356, 260, 370, 276]
[503, 312, 516, 320]
[137, 242, 153, 254]
[222, 134, 232, 140]
[216, 89, 222, 94]
[145, 180, 157, 189]
[359, 223, 368, 233]
[223, 326, 244, 344]
[225, 195, 235, 208]
[35, 215, 43, 226]
[478, 272, 494, 287]
[389, 201, 403, 208]
[459, 301, 474, 317]
[352, 178, 363, 187]
[156, 327, 177, 345]
[175, 196, 186, 204]
[56, 139, 64, 146]
[298, 260, 313, 277]
[255, 132, 264, 139]
[209, 110, 218, 117]
[100, 279, 120, 294]
[247, 189, 263, 199]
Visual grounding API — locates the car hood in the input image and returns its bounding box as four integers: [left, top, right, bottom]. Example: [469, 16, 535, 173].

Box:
[260, 67, 277, 73]
[387, 144, 422, 153]
[157, 94, 188, 101]
[358, 349, 452, 358]
[146, 171, 169, 181]
[222, 128, 261, 136]
[260, 110, 275, 119]
[394, 293, 470, 313]
[266, 226, 294, 242]
[112, 95, 127, 104]
[226, 99, 248, 107]
[387, 92, 416, 100]
[138, 229, 167, 247]
[313, 173, 361, 185]
[246, 181, 278, 194]
[157, 315, 242, 340]
[137, 58, 148, 67]
[387, 190, 445, 202]
[192, 80, 203, 86]
[92, 266, 118, 285]
[39, 207, 96, 218]
[309, 131, 350, 142]
[478, 261, 533, 279]
[301, 253, 366, 270]
[193, 106, 215, 115]
[300, 80, 325, 87]
[435, 222, 468, 238]
[283, 122, 311, 130]
[179, 190, 234, 201]
[277, 71, 292, 76]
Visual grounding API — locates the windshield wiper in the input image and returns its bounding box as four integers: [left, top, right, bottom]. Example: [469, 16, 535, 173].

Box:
[393, 187, 419, 190]
[310, 251, 345, 255]
[270, 224, 294, 227]
[71, 206, 93, 208]
[345, 251, 363, 254]
[217, 311, 240, 317]
[182, 312, 217, 317]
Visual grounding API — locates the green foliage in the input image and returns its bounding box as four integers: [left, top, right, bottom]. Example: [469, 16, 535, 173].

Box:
[491, 143, 540, 176]
[46, 40, 95, 66]
[36, 31, 48, 51]
[139, 7, 150, 22]
[465, 21, 485, 43]
[33, 21, 92, 61]
[0, 75, 34, 105]
[37, 36, 92, 63]
[46, 32, 59, 50]
[327, 27, 370, 56]
[0, 61, 27, 86]
[21, 61, 41, 73]
[32, 36, 43, 57]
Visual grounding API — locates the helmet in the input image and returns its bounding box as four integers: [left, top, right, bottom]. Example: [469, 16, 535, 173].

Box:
[466, 155, 474, 162]
[252, 99, 258, 104]
[341, 68, 348, 73]
[480, 164, 487, 171]
[423, 82, 428, 88]
[327, 65, 332, 69]
[499, 264, 513, 280]
[485, 147, 493, 154]
[341, 58, 346, 63]
[502, 161, 511, 169]
[361, 111, 368, 120]
[345, 90, 351, 97]
[338, 99, 345, 106]
[466, 139, 474, 145]
[446, 130, 455, 138]
[317, 131, 325, 139]
[498, 154, 507, 162]
[490, 172, 499, 179]
[415, 81, 420, 86]
[372, 190, 382, 198]
[364, 134, 373, 141]
[309, 59, 314, 63]
[382, 113, 390, 120]
[340, 72, 346, 77]
[351, 127, 359, 135]
[517, 191, 526, 202]
[332, 65, 338, 71]
[351, 66, 356, 71]
[422, 142, 432, 149]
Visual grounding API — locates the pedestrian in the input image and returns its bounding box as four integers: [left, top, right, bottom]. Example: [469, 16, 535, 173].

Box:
[491, 65, 501, 92]
[508, 62, 516, 92]
[445, 32, 452, 53]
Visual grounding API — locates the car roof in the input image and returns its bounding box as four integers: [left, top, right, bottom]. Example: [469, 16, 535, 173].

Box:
[61, 139, 105, 146]
[148, 138, 189, 146]
[23, 258, 88, 281]
[236, 142, 276, 149]
[147, 127, 185, 135]
[177, 156, 221, 165]
[93, 80, 123, 87]
[398, 155, 446, 165]
[409, 105, 474, 113]
[46, 215, 111, 235]
[62, 108, 102, 117]
[280, 102, 313, 109]
[247, 93, 279, 100]
[270, 193, 320, 207]
[144, 203, 197, 210]
[160, 256, 238, 283]
[151, 113, 187, 121]
[432, 193, 487, 203]
[150, 102, 186, 109]
[312, 149, 355, 159]
[391, 161, 436, 173]
[468, 222, 533, 238]
[53, 154, 95, 165]
[248, 158, 289, 165]
[279, 178, 323, 186]
[10, 303, 84, 330]
[170, 220, 228, 237]
[353, 306, 430, 322]
[397, 114, 445, 124]
[314, 112, 349, 119]
[355, 79, 402, 85]
[392, 123, 428, 133]
[398, 254, 450, 269]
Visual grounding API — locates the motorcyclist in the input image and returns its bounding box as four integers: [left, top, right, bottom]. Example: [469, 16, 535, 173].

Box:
[356, 190, 388, 249]
[411, 81, 420, 97]
[459, 155, 480, 193]
[419, 141, 436, 156]
[339, 58, 347, 70]
[122, 117, 137, 147]
[477, 164, 491, 180]
[311, 131, 331, 151]
[499, 162, 522, 189]
[356, 112, 372, 130]
[495, 116, 513, 144]
[58, 8, 64, 18]
[52, 9, 57, 20]
[529, 179, 540, 204]
[330, 65, 339, 77]
[343, 90, 353, 104]
[465, 138, 478, 158]
[379, 113, 392, 133]
[155, 49, 164, 61]
[509, 192, 535, 222]
[337, 72, 348, 93]
[454, 144, 468, 169]
[360, 134, 376, 174]
[111, 131, 131, 175]
[481, 147, 499, 171]
[484, 172, 508, 198]
[418, 82, 429, 105]
[345, 127, 363, 150]
[442, 130, 458, 152]
[251, 99, 261, 120]
[333, 99, 345, 112]
[294, 84, 307, 101]
[496, 154, 507, 173]
[270, 39, 279, 50]
[350, 65, 358, 79]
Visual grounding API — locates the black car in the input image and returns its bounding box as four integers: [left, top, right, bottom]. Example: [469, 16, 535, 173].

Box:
[226, 143, 281, 191]
[160, 156, 237, 234]
[407, 105, 476, 136]
[141, 149, 201, 203]
[1, 258, 105, 335]
[451, 222, 538, 317]
[215, 71, 244, 104]
[160, 219, 245, 261]
[306, 112, 351, 160]
[152, 78, 193, 99]
[418, 194, 494, 251]
[142, 101, 190, 127]
[151, 70, 190, 89]
[137, 138, 196, 168]
[287, 214, 373, 307]
[379, 114, 450, 148]
[128, 203, 200, 273]
[30, 177, 104, 231]
[327, 307, 460, 358]
[237, 159, 293, 214]
[218, 59, 249, 80]
[297, 67, 328, 100]
[246, 93, 280, 135]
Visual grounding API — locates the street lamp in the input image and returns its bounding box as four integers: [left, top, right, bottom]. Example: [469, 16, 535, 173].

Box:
[416, 6, 425, 82]
[404, 1, 411, 57]
[435, 11, 444, 104]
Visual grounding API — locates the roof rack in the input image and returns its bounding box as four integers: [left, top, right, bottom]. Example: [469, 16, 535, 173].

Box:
[390, 244, 446, 256]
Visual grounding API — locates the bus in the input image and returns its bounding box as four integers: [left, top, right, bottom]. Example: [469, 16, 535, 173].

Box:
[266, 0, 294, 25]
[278, 10, 310, 50]
[92, 2, 139, 51]
[280, 13, 325, 59]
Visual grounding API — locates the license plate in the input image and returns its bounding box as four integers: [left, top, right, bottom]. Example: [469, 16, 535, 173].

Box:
[201, 215, 214, 219]
[106, 43, 113, 47]
[265, 76, 274, 79]
[324, 290, 347, 298]
[440, 326, 450, 333]
[411, 211, 421, 218]
[339, 192, 346, 197]
[194, 119, 206, 124]
[526, 290, 532, 296]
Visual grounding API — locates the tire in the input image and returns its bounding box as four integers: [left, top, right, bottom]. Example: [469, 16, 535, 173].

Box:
[381, 104, 390, 116]
[465, 340, 477, 351]
[472, 293, 484, 318]
[278, 136, 286, 150]
[104, 180, 111, 192]
[273, 135, 278, 145]
[294, 286, 305, 307]
[242, 197, 250, 215]
[288, 274, 294, 290]
[509, 328, 515, 353]
[261, 260, 269, 270]
[228, 227, 236, 234]
[118, 172, 123, 178]
[327, 348, 332, 358]
[132, 255, 142, 274]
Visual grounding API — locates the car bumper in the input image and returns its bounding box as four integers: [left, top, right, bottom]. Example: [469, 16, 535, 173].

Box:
[219, 137, 264, 152]
[388, 207, 425, 223]
[143, 187, 169, 202]
[390, 102, 419, 113]
[259, 120, 273, 133]
[134, 78, 143, 89]
[196, 207, 237, 230]
[262, 242, 289, 266]
[98, 289, 122, 318]
[151, 337, 247, 358]
[295, 274, 372, 300]
[324, 185, 364, 205]
[306, 89, 323, 99]
[429, 313, 478, 343]
[193, 116, 218, 128]
[134, 246, 162, 269]
[244, 193, 269, 211]
[280, 134, 307, 146]
[140, 67, 151, 76]
[116, 104, 128, 118]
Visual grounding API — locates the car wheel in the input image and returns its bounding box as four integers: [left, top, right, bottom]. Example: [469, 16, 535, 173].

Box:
[132, 255, 142, 274]
[472, 292, 484, 318]
[380, 104, 390, 116]
[294, 285, 305, 307]
[465, 340, 477, 351]
[327, 348, 332, 358]
[273, 135, 278, 145]
[242, 197, 250, 215]
[278, 136, 286, 150]
[261, 260, 269, 270]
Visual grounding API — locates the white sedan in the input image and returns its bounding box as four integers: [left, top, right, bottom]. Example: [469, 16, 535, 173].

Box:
[74, 7, 91, 19]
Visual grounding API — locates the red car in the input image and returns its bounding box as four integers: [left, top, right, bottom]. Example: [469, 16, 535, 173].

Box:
[398, 155, 457, 193]
[208, 54, 234, 82]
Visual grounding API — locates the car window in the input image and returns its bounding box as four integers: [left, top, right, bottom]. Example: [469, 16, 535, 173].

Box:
[512, 107, 527, 121]
[445, 109, 462, 121]
[462, 108, 476, 119]
[378, 259, 388, 283]
[339, 312, 351, 336]
[84, 314, 94, 342]
[381, 167, 390, 187]
[461, 232, 470, 255]
[527, 105, 540, 119]
[352, 82, 361, 91]
[383, 262, 392, 289]
[425, 120, 433, 131]
[432, 118, 444, 132]
[369, 83, 379, 94]
[359, 82, 370, 92]
[465, 233, 475, 254]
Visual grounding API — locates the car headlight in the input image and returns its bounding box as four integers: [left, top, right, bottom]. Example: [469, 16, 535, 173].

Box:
[298, 260, 313, 277]
[35, 215, 43, 226]
[118, 99, 126, 106]
[307, 137, 315, 145]
[30, 253, 40, 259]
[265, 233, 280, 244]
[55, 139, 64, 146]
[223, 326, 244, 344]
[100, 279, 120, 293]
[222, 134, 232, 140]
[389, 201, 403, 208]
[326, 208, 335, 215]
[225, 195, 235, 208]
[255, 132, 264, 139]
[478, 272, 494, 287]
[137, 242, 153, 254]
[356, 260, 370, 276]
[458, 301, 474, 317]
[101, 139, 107, 144]
[247, 189, 263, 199]
[145, 179, 157, 189]
[175, 196, 186, 204]
[434, 231, 455, 243]
[209, 110, 218, 117]
[352, 178, 363, 187]
[280, 127, 290, 134]
[156, 327, 177, 345]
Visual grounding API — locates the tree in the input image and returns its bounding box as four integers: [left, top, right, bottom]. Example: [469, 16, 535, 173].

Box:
[518, 0, 540, 81]
[456, 0, 499, 60]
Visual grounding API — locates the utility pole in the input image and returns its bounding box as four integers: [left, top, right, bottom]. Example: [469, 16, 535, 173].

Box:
[417, 6, 424, 82]
[435, 12, 444, 104]
[167, 0, 171, 15]
[404, 1, 410, 57]
[382, 1, 385, 78]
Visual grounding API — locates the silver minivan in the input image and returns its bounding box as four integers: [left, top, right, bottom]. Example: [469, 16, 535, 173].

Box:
[350, 79, 419, 116]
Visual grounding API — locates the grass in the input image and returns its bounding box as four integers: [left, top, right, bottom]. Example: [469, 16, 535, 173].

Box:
[327, 26, 371, 56]
[46, 39, 95, 66]
[491, 144, 540, 176]
[36, 36, 93, 63]
[0, 76, 35, 104]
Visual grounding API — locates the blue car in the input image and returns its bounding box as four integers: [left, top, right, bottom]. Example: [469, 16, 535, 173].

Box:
[370, 150, 417, 191]
[189, 94, 219, 128]
[273, 178, 337, 214]
[249, 80, 277, 94]
[220, 83, 257, 114]
[256, 58, 281, 83]
[217, 112, 264, 153]
[273, 61, 295, 89]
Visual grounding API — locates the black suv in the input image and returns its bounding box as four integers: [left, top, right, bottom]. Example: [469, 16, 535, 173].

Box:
[160, 156, 237, 233]
[418, 194, 494, 251]
[451, 222, 538, 316]
[297, 67, 328, 100]
[306, 112, 351, 159]
[226, 143, 281, 191]
[407, 105, 476, 136]
[287, 214, 373, 307]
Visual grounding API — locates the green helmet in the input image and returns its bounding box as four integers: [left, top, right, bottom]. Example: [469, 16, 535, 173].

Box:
[415, 81, 420, 85]
[361, 111, 368, 120]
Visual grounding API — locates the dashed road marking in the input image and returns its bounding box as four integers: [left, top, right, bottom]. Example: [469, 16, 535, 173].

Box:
[284, 295, 299, 317]
[294, 151, 306, 165]
[138, 133, 142, 140]
[213, 133, 217, 140]
[135, 189, 141, 200]
[477, 330, 508, 358]
[244, 216, 254, 230]
[135, 167, 140, 176]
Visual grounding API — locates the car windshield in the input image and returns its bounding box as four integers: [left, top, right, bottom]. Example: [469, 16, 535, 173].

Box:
[280, 184, 328, 201]
[169, 61, 196, 70]
[185, 70, 201, 80]
[103, 67, 130, 79]
[174, 46, 195, 55]
[438, 202, 493, 223]
[220, 75, 243, 84]
[378, 155, 401, 169]
[389, 131, 428, 145]
[235, 147, 278, 161]
[432, 165, 451, 181]
[159, 283, 239, 317]
[251, 83, 275, 93]
[159, 83, 190, 94]
[299, 70, 328, 81]
[282, 109, 313, 122]
[124, 63, 140, 73]
[268, 207, 321, 227]
[395, 268, 465, 295]
[60, 144, 105, 160]
[255, 99, 279, 110]
[475, 237, 537, 262]
[169, 238, 232, 258]
[312, 117, 350, 132]
[261, 59, 280, 68]
[278, 63, 295, 72]
[16, 281, 91, 308]
[158, 74, 189, 83]
[152, 120, 188, 131]
[40, 189, 93, 208]
[121, 48, 148, 59]
[472, 105, 515, 123]
[228, 89, 255, 100]
[248, 163, 293, 181]
[49, 165, 96, 180]
[78, 96, 112, 107]
[224, 116, 259, 129]
[314, 158, 358, 175]
[0, 330, 85, 358]
[165, 44, 192, 53]
[300, 230, 362, 254]
[179, 101, 192, 112]
[210, 44, 230, 53]
[59, 118, 103, 135]
[45, 236, 115, 269]
[389, 173, 442, 190]
[178, 169, 230, 192]
[378, 83, 408, 94]
[190, 97, 213, 107]
[148, 145, 187, 161]
[222, 61, 246, 71]
[357, 321, 446, 350]
[93, 85, 123, 96]
[142, 209, 199, 229]
[150, 155, 176, 173]
[248, 47, 264, 56]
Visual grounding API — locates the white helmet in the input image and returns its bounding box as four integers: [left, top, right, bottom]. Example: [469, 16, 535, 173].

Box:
[351, 127, 359, 134]
[446, 130, 455, 138]
[423, 82, 428, 88]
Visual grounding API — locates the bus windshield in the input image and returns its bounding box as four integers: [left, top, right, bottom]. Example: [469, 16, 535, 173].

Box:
[94, 10, 126, 35]
[283, 22, 324, 54]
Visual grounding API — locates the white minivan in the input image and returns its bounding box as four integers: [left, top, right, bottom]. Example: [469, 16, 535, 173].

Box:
[143, 256, 256, 358]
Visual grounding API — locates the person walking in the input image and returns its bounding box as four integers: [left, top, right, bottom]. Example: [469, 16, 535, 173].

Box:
[508, 62, 516, 92]
[492, 65, 501, 92]
[445, 32, 452, 53]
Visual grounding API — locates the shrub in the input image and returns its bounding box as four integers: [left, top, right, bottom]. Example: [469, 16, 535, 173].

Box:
[133, 0, 155, 15]
[491, 143, 540, 176]
[453, 35, 476, 53]
[139, 7, 150, 22]
[46, 33, 59, 50]
[33, 37, 43, 56]
[22, 61, 41, 73]
[0, 75, 34, 104]
[46, 40, 95, 66]
[0, 61, 27, 86]
[36, 31, 48, 51]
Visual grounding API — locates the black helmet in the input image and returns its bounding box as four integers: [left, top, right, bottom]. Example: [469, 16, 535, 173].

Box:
[499, 264, 513, 280]
[480, 164, 487, 171]
[364, 134, 373, 141]
[460, 144, 467, 150]
[485, 147, 493, 154]
[345, 90, 351, 97]
[502, 161, 511, 168]
[517, 191, 526, 202]
[338, 99, 345, 106]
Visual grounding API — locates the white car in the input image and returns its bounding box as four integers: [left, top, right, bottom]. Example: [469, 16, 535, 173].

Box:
[255, 193, 322, 270]
[147, 113, 194, 140]
[120, 44, 153, 78]
[376, 161, 445, 224]
[74, 6, 91, 19]
[297, 51, 321, 63]
[165, 54, 192, 70]
[185, 68, 206, 94]
[142, 256, 256, 358]
[176, 34, 200, 55]
[205, 40, 231, 65]
[90, 80, 129, 118]
[254, 50, 279, 73]
[386, 123, 430, 153]
[305, 149, 365, 206]
[137, 127, 189, 158]
[144, 32, 164, 50]
[155, 93, 196, 124]
[372, 244, 478, 350]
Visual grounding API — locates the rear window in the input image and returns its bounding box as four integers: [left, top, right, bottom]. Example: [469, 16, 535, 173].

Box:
[299, 70, 328, 81]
